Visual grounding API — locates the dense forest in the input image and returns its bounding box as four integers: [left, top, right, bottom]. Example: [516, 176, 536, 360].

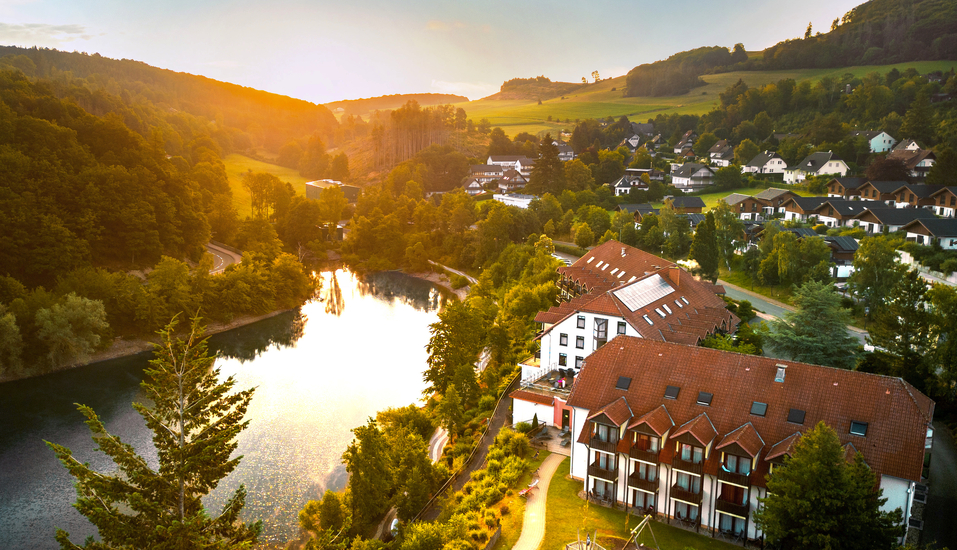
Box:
[487, 76, 584, 100]
[325, 93, 468, 116]
[624, 44, 749, 97]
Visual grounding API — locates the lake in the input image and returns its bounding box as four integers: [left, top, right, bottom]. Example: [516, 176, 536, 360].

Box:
[0, 269, 447, 549]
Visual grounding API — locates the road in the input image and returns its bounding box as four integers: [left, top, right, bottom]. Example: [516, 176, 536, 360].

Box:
[925, 419, 957, 549]
[206, 242, 242, 274]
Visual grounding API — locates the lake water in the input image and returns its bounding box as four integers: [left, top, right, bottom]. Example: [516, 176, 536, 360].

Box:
[0, 269, 447, 549]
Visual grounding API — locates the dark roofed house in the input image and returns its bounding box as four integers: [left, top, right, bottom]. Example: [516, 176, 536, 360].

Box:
[857, 180, 909, 204]
[892, 184, 943, 209]
[930, 186, 957, 218]
[848, 130, 897, 153]
[902, 218, 957, 249]
[671, 163, 714, 192]
[670, 196, 705, 213]
[781, 196, 831, 222]
[851, 207, 937, 234]
[887, 148, 936, 180]
[812, 199, 887, 228]
[558, 337, 933, 543]
[827, 177, 868, 199]
[754, 188, 799, 214]
[707, 140, 734, 167]
[725, 193, 767, 221]
[743, 151, 787, 175]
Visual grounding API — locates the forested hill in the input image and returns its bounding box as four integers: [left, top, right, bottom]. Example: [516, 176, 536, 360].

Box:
[326, 93, 468, 116]
[0, 46, 338, 151]
[623, 0, 957, 97]
[485, 76, 583, 100]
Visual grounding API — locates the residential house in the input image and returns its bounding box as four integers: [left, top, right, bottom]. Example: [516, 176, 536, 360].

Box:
[515, 157, 537, 179]
[496, 169, 527, 192]
[554, 337, 933, 543]
[810, 199, 883, 228]
[684, 213, 707, 230]
[492, 193, 535, 209]
[462, 177, 485, 196]
[612, 168, 663, 196]
[929, 187, 957, 217]
[671, 163, 715, 192]
[556, 142, 576, 162]
[781, 196, 830, 222]
[894, 139, 921, 152]
[849, 130, 897, 153]
[670, 196, 706, 214]
[753, 188, 799, 215]
[902, 218, 957, 249]
[892, 184, 942, 209]
[725, 193, 766, 221]
[743, 151, 788, 175]
[823, 235, 859, 278]
[708, 140, 734, 167]
[857, 180, 909, 204]
[470, 164, 505, 185]
[305, 180, 360, 203]
[850, 207, 938, 235]
[887, 148, 936, 180]
[631, 204, 661, 224]
[674, 130, 697, 155]
[620, 135, 643, 154]
[784, 151, 849, 184]
[632, 122, 655, 136]
[487, 155, 536, 178]
[827, 177, 868, 199]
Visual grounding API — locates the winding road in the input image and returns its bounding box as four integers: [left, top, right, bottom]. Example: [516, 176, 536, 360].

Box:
[206, 242, 242, 274]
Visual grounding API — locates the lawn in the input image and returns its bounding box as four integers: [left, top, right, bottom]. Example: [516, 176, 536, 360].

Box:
[223, 154, 316, 217]
[719, 265, 797, 306]
[541, 460, 739, 550]
[452, 60, 957, 138]
[490, 450, 550, 550]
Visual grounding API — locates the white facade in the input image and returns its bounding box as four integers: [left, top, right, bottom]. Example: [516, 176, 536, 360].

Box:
[907, 231, 957, 249]
[933, 205, 955, 218]
[492, 193, 534, 209]
[743, 156, 788, 174]
[784, 160, 848, 184]
[537, 316, 639, 378]
[513, 399, 557, 427]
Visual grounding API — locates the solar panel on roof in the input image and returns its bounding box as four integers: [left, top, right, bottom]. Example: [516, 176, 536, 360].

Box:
[613, 274, 675, 312]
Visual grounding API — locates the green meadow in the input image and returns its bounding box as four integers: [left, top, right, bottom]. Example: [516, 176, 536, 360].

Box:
[223, 154, 317, 217]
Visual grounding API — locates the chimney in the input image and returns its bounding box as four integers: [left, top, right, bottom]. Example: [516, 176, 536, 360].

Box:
[669, 265, 680, 285]
[621, 247, 626, 257]
[775, 364, 787, 383]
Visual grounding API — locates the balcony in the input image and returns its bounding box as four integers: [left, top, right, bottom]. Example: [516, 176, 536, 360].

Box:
[589, 437, 618, 454]
[717, 467, 751, 487]
[716, 497, 750, 518]
[629, 446, 660, 464]
[627, 473, 658, 493]
[670, 484, 702, 505]
[588, 462, 618, 482]
[672, 457, 703, 476]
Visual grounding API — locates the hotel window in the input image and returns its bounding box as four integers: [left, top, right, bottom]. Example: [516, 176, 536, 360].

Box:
[576, 336, 585, 349]
[559, 333, 568, 346]
[617, 321, 627, 335]
[577, 315, 586, 329]
[575, 356, 584, 368]
[634, 433, 659, 453]
[559, 353, 567, 366]
[674, 471, 701, 494]
[678, 443, 704, 464]
[633, 462, 657, 482]
[723, 453, 751, 475]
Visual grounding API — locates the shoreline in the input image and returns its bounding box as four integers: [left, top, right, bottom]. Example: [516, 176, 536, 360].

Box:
[403, 269, 469, 301]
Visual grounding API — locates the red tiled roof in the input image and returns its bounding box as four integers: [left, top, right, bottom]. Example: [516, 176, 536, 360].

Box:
[671, 412, 718, 447]
[716, 422, 765, 458]
[766, 432, 802, 461]
[587, 396, 634, 426]
[567, 338, 934, 485]
[509, 389, 554, 406]
[628, 404, 675, 436]
[844, 442, 862, 465]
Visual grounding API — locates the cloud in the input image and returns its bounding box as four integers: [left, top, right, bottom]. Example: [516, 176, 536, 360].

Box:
[0, 23, 92, 45]
[431, 79, 497, 101]
[426, 20, 466, 31]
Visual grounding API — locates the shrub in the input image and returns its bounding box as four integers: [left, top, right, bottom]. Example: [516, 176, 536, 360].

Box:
[500, 505, 510, 515]
[478, 394, 496, 411]
[451, 274, 469, 289]
[736, 300, 755, 321]
[513, 421, 532, 434]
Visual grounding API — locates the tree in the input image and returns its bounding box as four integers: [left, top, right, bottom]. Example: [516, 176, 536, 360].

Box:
[867, 270, 935, 392]
[0, 305, 23, 377]
[35, 293, 109, 368]
[574, 223, 595, 249]
[527, 134, 564, 195]
[900, 91, 933, 146]
[46, 315, 261, 549]
[343, 419, 392, 529]
[693, 132, 719, 158]
[848, 235, 905, 318]
[712, 200, 745, 270]
[329, 152, 350, 181]
[865, 156, 910, 182]
[659, 200, 691, 259]
[423, 301, 484, 396]
[804, 22, 813, 39]
[690, 212, 719, 282]
[926, 146, 957, 186]
[761, 281, 859, 369]
[563, 158, 595, 191]
[734, 139, 760, 165]
[437, 383, 464, 436]
[714, 165, 743, 190]
[754, 422, 903, 550]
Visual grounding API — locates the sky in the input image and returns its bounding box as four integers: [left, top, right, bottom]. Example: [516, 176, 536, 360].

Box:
[0, 0, 867, 104]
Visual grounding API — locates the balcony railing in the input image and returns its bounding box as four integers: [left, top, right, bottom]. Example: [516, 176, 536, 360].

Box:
[629, 446, 660, 463]
[670, 484, 702, 505]
[588, 462, 618, 482]
[672, 457, 704, 476]
[717, 467, 751, 487]
[716, 497, 750, 518]
[627, 473, 658, 493]
[589, 437, 618, 454]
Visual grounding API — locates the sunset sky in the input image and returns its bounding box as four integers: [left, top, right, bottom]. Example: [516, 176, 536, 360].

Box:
[1, 0, 866, 104]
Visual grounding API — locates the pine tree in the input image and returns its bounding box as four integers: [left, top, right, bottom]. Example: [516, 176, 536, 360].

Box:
[527, 133, 564, 195]
[46, 315, 261, 549]
[689, 212, 719, 282]
[754, 422, 903, 550]
[900, 91, 933, 146]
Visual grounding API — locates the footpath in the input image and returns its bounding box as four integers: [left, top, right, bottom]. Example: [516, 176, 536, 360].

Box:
[512, 454, 565, 550]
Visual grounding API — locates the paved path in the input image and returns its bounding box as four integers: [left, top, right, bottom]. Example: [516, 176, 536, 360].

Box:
[428, 426, 449, 463]
[429, 261, 477, 284]
[512, 454, 565, 550]
[925, 420, 957, 549]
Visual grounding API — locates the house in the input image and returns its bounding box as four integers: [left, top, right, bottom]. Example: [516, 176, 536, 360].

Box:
[462, 177, 485, 196]
[556, 142, 576, 162]
[887, 148, 936, 180]
[743, 151, 787, 175]
[902, 218, 957, 249]
[552, 336, 932, 543]
[305, 180, 360, 203]
[670, 163, 715, 192]
[523, 239, 736, 380]
[683, 213, 707, 230]
[487, 155, 536, 178]
[892, 184, 942, 209]
[849, 130, 897, 153]
[781, 196, 830, 222]
[850, 207, 938, 235]
[631, 204, 661, 224]
[674, 130, 697, 154]
[823, 235, 858, 278]
[670, 196, 705, 214]
[827, 177, 868, 199]
[753, 188, 799, 215]
[724, 193, 766, 221]
[492, 193, 535, 209]
[894, 139, 921, 152]
[515, 157, 537, 178]
[856, 180, 908, 204]
[929, 186, 957, 217]
[470, 164, 505, 184]
[707, 140, 734, 167]
[632, 122, 655, 136]
[620, 135, 643, 153]
[612, 168, 661, 196]
[784, 151, 849, 184]
[496, 169, 527, 192]
[810, 199, 884, 228]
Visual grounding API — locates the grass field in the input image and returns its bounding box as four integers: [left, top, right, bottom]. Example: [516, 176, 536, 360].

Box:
[490, 450, 550, 550]
[223, 154, 317, 217]
[451, 60, 957, 138]
[541, 460, 739, 550]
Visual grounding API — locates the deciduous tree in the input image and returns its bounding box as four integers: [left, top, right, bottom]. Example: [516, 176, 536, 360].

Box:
[690, 212, 719, 282]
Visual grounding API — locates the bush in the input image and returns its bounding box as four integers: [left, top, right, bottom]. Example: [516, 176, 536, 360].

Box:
[500, 505, 510, 515]
[513, 421, 532, 434]
[941, 258, 957, 275]
[736, 300, 755, 321]
[812, 224, 828, 234]
[450, 274, 469, 289]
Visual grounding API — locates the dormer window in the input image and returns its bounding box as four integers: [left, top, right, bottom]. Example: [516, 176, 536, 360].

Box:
[850, 421, 868, 437]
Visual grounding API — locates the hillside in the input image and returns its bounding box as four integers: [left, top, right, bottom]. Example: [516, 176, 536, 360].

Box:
[0, 46, 338, 152]
[456, 60, 956, 137]
[325, 93, 468, 118]
[483, 76, 585, 101]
